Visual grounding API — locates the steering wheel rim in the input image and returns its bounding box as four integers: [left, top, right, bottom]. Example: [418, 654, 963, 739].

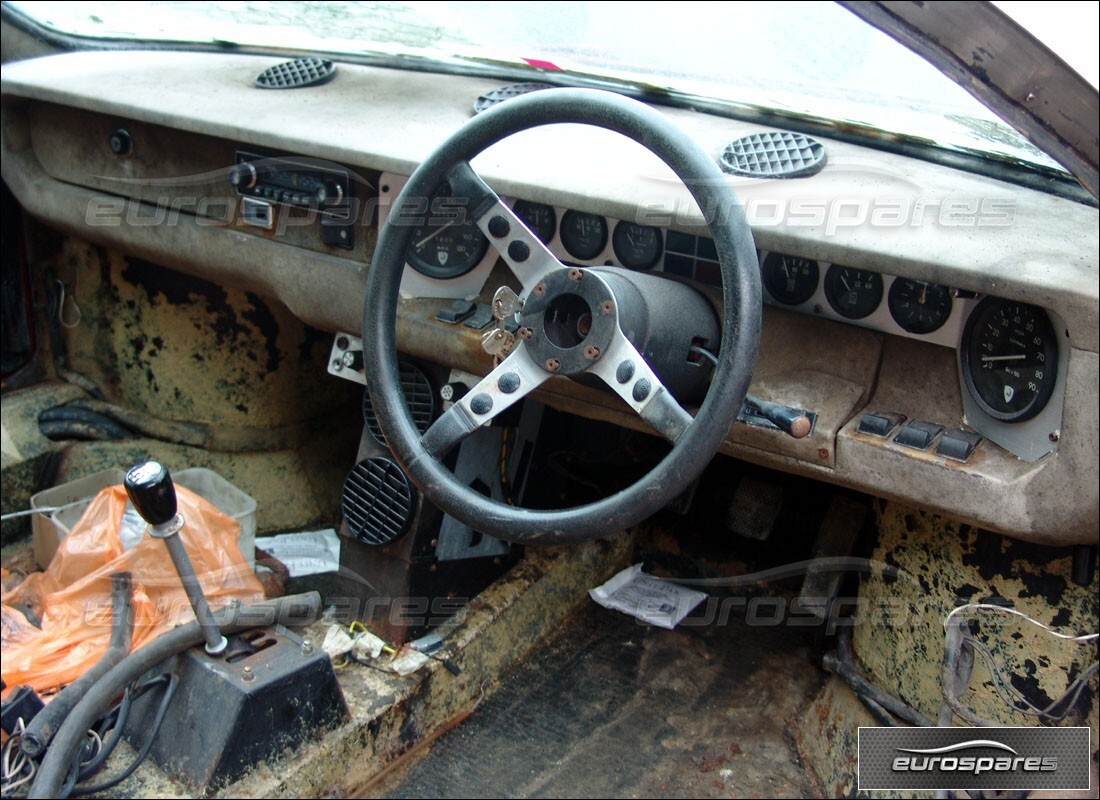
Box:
[363, 88, 760, 544]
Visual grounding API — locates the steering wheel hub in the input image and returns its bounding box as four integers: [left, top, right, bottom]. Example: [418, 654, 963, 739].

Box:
[520, 267, 617, 374]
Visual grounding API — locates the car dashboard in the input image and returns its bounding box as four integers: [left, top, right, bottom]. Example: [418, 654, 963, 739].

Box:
[2, 48, 1097, 548]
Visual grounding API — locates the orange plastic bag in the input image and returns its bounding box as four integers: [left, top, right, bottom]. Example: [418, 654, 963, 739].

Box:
[1, 484, 264, 695]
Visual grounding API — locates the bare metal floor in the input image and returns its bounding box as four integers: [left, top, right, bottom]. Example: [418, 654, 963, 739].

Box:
[362, 602, 825, 799]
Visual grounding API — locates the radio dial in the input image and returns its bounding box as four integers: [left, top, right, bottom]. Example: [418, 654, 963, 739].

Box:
[228, 161, 259, 190]
[314, 180, 345, 207]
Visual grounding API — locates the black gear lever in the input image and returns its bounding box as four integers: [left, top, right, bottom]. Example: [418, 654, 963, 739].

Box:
[124, 461, 228, 655]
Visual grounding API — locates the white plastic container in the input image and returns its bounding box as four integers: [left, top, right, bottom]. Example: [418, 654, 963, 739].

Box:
[31, 467, 256, 568]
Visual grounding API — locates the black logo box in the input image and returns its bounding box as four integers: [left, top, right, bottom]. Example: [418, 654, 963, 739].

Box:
[858, 727, 1091, 791]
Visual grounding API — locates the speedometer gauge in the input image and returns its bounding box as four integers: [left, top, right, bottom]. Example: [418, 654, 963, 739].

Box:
[962, 298, 1058, 422]
[407, 185, 489, 279]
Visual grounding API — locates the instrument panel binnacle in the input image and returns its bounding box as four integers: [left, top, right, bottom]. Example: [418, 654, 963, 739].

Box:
[378, 173, 1067, 462]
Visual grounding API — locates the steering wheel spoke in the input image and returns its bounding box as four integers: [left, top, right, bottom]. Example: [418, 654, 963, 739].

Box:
[421, 343, 550, 458]
[587, 329, 694, 444]
[446, 162, 565, 295]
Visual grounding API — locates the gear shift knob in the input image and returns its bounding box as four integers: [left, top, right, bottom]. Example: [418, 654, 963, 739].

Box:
[124, 461, 178, 526]
[123, 459, 227, 655]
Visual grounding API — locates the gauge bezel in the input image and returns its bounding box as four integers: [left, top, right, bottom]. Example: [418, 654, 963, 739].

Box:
[512, 199, 557, 244]
[960, 297, 1059, 423]
[612, 221, 664, 270]
[887, 278, 953, 335]
[823, 265, 883, 320]
[560, 210, 608, 261]
[406, 222, 489, 279]
[761, 252, 819, 306]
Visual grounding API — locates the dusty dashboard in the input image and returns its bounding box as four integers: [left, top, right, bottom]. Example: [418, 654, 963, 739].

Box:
[1, 50, 1096, 546]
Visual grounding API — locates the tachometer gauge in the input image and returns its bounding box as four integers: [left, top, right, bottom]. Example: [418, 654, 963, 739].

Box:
[560, 210, 608, 261]
[407, 186, 490, 279]
[513, 200, 557, 244]
[824, 265, 883, 319]
[962, 298, 1058, 422]
[612, 221, 663, 270]
[888, 278, 953, 334]
[762, 252, 818, 305]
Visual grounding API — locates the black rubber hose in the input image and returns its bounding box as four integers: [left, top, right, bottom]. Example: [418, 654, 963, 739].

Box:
[38, 406, 136, 441]
[28, 591, 322, 799]
[20, 572, 134, 758]
[823, 628, 936, 728]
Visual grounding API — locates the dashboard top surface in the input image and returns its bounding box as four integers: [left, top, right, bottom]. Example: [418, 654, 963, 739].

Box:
[2, 49, 1097, 352]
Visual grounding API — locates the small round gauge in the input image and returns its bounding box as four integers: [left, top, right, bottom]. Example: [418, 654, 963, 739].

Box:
[962, 298, 1058, 422]
[406, 186, 489, 279]
[824, 265, 883, 320]
[560, 210, 608, 261]
[761, 252, 819, 305]
[512, 200, 557, 244]
[612, 221, 663, 270]
[888, 279, 953, 334]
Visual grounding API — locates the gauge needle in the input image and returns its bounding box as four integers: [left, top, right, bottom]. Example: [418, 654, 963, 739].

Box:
[981, 354, 1026, 362]
[414, 219, 456, 249]
[840, 274, 852, 292]
[918, 284, 927, 305]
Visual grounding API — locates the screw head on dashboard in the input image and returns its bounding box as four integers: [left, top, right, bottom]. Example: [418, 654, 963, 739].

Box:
[533, 282, 546, 296]
[599, 300, 614, 316]
[567, 268, 583, 282]
[517, 326, 533, 340]
[583, 345, 601, 360]
[544, 358, 561, 372]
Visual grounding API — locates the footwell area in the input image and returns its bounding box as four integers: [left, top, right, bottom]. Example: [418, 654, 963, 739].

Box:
[363, 602, 825, 799]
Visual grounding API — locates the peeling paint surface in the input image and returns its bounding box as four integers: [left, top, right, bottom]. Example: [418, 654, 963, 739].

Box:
[56, 240, 354, 428]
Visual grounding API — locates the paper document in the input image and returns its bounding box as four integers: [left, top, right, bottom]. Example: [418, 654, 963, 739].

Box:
[255, 528, 340, 577]
[589, 563, 707, 629]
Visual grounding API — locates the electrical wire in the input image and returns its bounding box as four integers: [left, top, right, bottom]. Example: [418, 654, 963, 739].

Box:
[1, 719, 37, 798]
[941, 603, 1099, 726]
[64, 673, 179, 798]
[498, 426, 515, 505]
[965, 637, 1099, 721]
[944, 603, 1099, 642]
[689, 344, 719, 368]
[74, 687, 134, 781]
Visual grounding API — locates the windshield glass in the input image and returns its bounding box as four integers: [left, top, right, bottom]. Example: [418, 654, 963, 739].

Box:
[8, 0, 1066, 175]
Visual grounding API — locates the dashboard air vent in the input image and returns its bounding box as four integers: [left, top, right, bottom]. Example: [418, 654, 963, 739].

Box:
[255, 58, 336, 89]
[719, 131, 826, 178]
[362, 361, 436, 446]
[474, 82, 554, 114]
[342, 457, 416, 545]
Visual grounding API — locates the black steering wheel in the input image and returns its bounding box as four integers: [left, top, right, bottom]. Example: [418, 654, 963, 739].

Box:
[363, 88, 760, 544]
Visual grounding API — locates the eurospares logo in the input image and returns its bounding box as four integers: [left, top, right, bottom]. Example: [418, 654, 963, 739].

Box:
[858, 727, 1090, 791]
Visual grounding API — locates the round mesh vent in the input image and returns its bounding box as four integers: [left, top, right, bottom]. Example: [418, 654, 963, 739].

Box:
[255, 58, 336, 89]
[342, 457, 416, 545]
[719, 131, 826, 178]
[473, 82, 554, 114]
[363, 361, 435, 446]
